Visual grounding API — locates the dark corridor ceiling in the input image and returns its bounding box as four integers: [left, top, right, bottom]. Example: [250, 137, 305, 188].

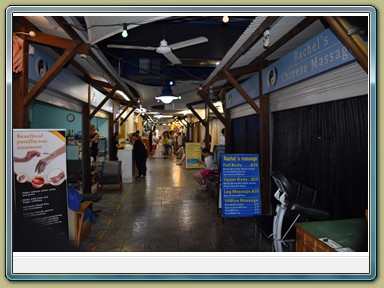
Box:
[18, 13, 369, 114]
[94, 16, 255, 86]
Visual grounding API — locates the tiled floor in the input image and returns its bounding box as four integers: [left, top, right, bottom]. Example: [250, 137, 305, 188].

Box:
[81, 153, 273, 252]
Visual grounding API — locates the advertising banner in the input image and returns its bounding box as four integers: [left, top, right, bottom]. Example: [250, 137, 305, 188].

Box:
[13, 129, 69, 238]
[262, 28, 355, 94]
[225, 28, 357, 109]
[185, 142, 201, 169]
[220, 154, 261, 217]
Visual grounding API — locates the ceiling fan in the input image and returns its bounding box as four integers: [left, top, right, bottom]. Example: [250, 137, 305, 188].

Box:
[107, 36, 208, 65]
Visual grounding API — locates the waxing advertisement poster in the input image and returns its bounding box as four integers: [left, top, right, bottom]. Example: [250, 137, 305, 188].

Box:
[13, 129, 69, 238]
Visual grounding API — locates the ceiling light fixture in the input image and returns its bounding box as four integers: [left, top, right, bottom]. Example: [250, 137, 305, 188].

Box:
[155, 84, 179, 104]
[14, 31, 36, 37]
[222, 16, 229, 23]
[122, 23, 128, 38]
[263, 29, 271, 49]
[116, 90, 130, 102]
[154, 114, 173, 119]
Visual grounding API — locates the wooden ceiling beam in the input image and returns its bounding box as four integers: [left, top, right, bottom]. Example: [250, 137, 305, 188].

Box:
[23, 40, 83, 106]
[114, 105, 130, 125]
[52, 16, 139, 107]
[28, 32, 89, 55]
[186, 103, 207, 127]
[89, 88, 116, 119]
[201, 16, 280, 95]
[222, 69, 263, 116]
[120, 107, 136, 126]
[324, 16, 368, 73]
[88, 78, 115, 90]
[198, 92, 227, 125]
[249, 16, 319, 67]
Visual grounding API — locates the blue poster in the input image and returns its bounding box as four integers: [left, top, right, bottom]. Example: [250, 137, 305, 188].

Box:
[220, 154, 261, 217]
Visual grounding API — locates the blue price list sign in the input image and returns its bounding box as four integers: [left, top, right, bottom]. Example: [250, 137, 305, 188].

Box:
[220, 154, 261, 217]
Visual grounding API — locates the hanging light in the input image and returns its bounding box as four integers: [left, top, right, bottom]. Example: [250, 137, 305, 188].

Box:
[155, 84, 179, 104]
[14, 31, 36, 37]
[121, 23, 128, 38]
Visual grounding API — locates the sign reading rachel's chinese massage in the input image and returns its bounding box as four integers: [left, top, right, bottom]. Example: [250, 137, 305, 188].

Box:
[220, 154, 261, 217]
[13, 129, 69, 238]
[262, 28, 355, 94]
[225, 28, 357, 109]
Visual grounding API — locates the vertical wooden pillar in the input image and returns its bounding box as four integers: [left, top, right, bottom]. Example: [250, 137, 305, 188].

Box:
[222, 92, 231, 153]
[82, 101, 91, 194]
[259, 72, 271, 214]
[205, 103, 210, 151]
[12, 75, 25, 128]
[13, 36, 30, 128]
[108, 112, 114, 160]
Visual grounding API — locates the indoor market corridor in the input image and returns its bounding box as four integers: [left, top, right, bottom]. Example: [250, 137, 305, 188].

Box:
[81, 153, 269, 252]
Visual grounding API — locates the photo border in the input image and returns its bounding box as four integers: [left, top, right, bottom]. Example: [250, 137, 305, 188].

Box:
[5, 5, 376, 281]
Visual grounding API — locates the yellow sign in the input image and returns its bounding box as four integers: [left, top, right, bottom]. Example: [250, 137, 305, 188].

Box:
[185, 142, 201, 169]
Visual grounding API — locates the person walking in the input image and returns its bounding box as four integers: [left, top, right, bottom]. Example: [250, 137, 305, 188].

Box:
[132, 132, 148, 180]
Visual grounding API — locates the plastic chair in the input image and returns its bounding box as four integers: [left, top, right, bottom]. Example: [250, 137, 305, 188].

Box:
[97, 160, 123, 192]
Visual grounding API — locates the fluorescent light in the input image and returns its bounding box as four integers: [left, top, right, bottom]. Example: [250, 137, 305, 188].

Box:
[116, 90, 130, 102]
[154, 115, 173, 119]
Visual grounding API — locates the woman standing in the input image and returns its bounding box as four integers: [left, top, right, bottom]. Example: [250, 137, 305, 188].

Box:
[90, 125, 99, 170]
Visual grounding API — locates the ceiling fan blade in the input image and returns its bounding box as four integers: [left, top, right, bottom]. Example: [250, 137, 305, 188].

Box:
[162, 51, 182, 65]
[168, 36, 208, 50]
[107, 44, 156, 51]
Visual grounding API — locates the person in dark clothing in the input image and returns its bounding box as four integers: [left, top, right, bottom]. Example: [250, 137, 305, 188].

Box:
[148, 130, 153, 154]
[90, 125, 99, 169]
[132, 132, 148, 179]
[90, 125, 99, 160]
[110, 131, 122, 160]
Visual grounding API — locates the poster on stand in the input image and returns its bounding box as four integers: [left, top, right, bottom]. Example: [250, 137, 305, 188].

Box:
[185, 142, 201, 169]
[220, 154, 261, 217]
[13, 129, 69, 238]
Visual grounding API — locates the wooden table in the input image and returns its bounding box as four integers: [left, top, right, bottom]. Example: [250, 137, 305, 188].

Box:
[295, 218, 368, 252]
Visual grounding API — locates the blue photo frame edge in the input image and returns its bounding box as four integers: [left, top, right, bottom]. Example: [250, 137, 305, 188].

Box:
[5, 5, 377, 281]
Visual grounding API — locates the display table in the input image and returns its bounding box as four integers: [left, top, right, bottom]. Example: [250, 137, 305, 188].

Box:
[117, 145, 133, 183]
[295, 218, 368, 252]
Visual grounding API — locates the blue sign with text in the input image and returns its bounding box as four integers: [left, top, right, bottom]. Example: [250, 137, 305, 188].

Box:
[220, 154, 261, 217]
[225, 28, 357, 109]
[262, 28, 355, 94]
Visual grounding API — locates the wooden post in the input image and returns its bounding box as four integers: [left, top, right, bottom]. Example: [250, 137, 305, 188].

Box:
[205, 103, 210, 151]
[82, 97, 91, 194]
[259, 70, 271, 215]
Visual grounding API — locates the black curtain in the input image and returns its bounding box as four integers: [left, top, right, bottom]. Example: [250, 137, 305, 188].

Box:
[231, 114, 260, 154]
[272, 95, 368, 219]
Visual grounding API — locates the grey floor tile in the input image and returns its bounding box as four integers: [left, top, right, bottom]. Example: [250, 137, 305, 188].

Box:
[80, 154, 264, 252]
